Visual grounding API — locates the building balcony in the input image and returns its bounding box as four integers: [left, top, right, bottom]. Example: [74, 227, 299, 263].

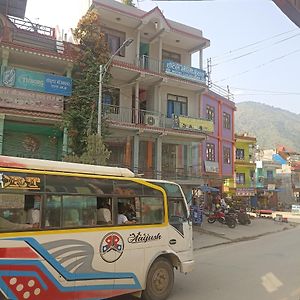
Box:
[1, 16, 75, 58]
[104, 104, 214, 136]
[138, 55, 207, 84]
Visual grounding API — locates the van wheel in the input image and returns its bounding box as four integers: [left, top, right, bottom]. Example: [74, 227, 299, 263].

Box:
[142, 257, 174, 300]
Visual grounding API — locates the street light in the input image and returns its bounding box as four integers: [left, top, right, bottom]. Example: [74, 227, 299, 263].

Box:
[97, 38, 134, 135]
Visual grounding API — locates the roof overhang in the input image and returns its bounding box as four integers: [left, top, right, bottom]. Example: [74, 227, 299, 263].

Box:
[273, 0, 300, 27]
[0, 0, 27, 19]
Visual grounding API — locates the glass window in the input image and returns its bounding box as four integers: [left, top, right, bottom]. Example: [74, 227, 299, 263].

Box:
[162, 50, 181, 63]
[267, 170, 274, 180]
[103, 88, 120, 114]
[236, 173, 245, 184]
[167, 94, 187, 118]
[236, 148, 245, 160]
[223, 146, 231, 164]
[206, 143, 215, 161]
[62, 195, 97, 228]
[103, 28, 126, 57]
[223, 112, 231, 129]
[206, 105, 215, 123]
[0, 193, 41, 232]
[46, 175, 114, 195]
[116, 196, 164, 225]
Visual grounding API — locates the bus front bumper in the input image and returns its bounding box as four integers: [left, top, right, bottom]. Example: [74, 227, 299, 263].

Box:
[180, 260, 195, 273]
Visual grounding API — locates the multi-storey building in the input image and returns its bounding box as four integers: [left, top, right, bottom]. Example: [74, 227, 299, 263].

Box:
[92, 0, 215, 193]
[200, 87, 236, 191]
[223, 133, 256, 203]
[256, 149, 282, 209]
[0, 2, 75, 160]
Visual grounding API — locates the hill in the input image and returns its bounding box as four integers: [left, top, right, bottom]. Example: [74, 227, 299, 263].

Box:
[235, 102, 300, 152]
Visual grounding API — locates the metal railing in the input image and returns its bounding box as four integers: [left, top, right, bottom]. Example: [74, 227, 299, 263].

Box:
[103, 104, 212, 133]
[8, 16, 55, 38]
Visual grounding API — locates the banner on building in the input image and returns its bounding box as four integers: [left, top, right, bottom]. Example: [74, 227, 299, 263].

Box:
[0, 87, 64, 114]
[236, 188, 256, 197]
[174, 115, 214, 133]
[163, 60, 206, 83]
[2, 67, 72, 96]
[204, 161, 219, 173]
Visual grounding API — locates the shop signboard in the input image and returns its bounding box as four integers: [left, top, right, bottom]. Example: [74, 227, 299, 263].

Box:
[291, 204, 300, 215]
[173, 115, 214, 133]
[204, 161, 219, 173]
[0, 86, 64, 114]
[236, 188, 256, 197]
[2, 67, 72, 96]
[163, 60, 206, 83]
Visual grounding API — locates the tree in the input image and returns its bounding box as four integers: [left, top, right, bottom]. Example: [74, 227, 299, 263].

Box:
[121, 0, 135, 6]
[64, 134, 111, 165]
[63, 10, 111, 165]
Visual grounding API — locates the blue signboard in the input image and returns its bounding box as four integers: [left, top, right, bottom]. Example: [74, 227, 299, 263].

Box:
[45, 74, 72, 96]
[1, 67, 72, 96]
[163, 60, 206, 83]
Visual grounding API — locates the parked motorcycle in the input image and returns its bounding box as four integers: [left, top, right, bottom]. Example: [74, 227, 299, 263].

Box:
[205, 209, 237, 228]
[227, 208, 251, 225]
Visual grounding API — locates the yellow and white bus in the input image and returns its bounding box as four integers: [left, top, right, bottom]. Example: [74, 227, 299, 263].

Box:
[0, 155, 194, 300]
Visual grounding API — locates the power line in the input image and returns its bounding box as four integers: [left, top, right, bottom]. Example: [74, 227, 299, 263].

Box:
[211, 28, 298, 61]
[212, 32, 300, 67]
[215, 48, 300, 83]
[229, 87, 300, 96]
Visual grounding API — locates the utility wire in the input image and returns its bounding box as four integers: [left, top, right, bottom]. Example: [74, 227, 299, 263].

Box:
[211, 28, 298, 61]
[212, 33, 300, 67]
[215, 48, 300, 83]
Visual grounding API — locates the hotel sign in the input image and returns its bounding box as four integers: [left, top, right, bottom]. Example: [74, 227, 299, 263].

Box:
[2, 67, 72, 96]
[174, 115, 214, 133]
[0, 86, 64, 114]
[163, 60, 206, 83]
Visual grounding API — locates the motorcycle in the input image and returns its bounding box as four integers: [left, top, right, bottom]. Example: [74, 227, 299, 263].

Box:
[205, 209, 237, 228]
[227, 208, 251, 225]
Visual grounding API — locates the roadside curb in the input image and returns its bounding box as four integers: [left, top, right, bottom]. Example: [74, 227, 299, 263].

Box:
[192, 222, 298, 251]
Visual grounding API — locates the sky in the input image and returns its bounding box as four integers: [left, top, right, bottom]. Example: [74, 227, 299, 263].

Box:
[25, 0, 300, 113]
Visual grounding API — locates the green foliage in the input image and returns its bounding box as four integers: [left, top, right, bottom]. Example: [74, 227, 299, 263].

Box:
[63, 10, 110, 158]
[235, 102, 300, 152]
[121, 0, 135, 6]
[64, 134, 111, 165]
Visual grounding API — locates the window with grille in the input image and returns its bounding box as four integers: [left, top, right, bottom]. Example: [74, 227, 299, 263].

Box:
[206, 143, 215, 161]
[223, 146, 231, 164]
[223, 112, 231, 129]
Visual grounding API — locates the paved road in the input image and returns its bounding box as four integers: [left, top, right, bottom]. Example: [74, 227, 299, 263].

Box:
[113, 225, 300, 300]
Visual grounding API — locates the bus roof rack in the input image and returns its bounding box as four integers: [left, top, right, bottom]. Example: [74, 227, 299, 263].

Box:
[0, 155, 135, 178]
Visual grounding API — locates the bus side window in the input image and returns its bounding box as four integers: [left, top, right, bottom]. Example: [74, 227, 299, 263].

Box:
[0, 193, 32, 231]
[140, 197, 164, 224]
[45, 195, 62, 228]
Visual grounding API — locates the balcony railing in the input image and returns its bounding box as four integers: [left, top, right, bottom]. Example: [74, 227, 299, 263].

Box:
[139, 55, 207, 84]
[103, 104, 213, 134]
[8, 16, 55, 38]
[2, 16, 75, 57]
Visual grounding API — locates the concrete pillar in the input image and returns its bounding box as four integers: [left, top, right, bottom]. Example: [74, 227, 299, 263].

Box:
[133, 134, 140, 175]
[156, 136, 162, 179]
[62, 127, 68, 158]
[158, 37, 162, 73]
[135, 81, 139, 123]
[0, 114, 5, 154]
[1, 49, 9, 85]
[199, 49, 203, 70]
[136, 29, 141, 66]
